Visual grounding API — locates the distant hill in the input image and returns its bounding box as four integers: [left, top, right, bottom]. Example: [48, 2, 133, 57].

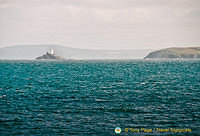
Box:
[0, 45, 152, 60]
[144, 47, 200, 59]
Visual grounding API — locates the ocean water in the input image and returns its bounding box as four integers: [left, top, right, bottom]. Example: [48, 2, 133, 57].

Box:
[0, 60, 200, 135]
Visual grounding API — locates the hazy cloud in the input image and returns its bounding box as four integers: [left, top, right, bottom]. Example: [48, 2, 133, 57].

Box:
[0, 0, 200, 50]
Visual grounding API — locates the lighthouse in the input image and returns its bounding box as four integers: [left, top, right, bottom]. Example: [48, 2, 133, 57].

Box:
[50, 48, 54, 55]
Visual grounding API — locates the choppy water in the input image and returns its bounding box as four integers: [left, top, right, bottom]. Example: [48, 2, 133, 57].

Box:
[0, 60, 200, 135]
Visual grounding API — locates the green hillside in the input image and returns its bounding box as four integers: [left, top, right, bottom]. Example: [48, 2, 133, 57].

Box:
[145, 47, 200, 59]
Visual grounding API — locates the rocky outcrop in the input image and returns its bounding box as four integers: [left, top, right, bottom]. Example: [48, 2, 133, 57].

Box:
[144, 47, 200, 59]
[36, 52, 62, 60]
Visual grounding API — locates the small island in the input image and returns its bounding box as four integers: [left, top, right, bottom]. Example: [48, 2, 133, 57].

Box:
[36, 49, 62, 60]
[144, 47, 200, 59]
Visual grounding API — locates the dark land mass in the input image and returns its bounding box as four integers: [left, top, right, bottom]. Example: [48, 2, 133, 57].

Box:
[36, 52, 62, 60]
[145, 47, 200, 59]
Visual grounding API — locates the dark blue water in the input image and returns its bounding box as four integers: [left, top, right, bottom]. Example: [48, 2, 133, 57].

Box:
[0, 60, 200, 135]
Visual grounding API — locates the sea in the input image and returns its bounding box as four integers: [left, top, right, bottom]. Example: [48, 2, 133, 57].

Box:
[0, 60, 200, 135]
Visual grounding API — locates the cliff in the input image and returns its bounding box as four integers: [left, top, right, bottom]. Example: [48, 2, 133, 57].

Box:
[144, 47, 200, 59]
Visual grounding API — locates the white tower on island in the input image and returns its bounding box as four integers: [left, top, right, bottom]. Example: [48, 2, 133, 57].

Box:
[50, 48, 54, 55]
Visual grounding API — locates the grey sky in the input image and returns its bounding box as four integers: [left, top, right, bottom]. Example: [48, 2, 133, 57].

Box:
[0, 0, 200, 50]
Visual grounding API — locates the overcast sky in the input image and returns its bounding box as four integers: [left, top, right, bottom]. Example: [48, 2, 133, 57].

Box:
[0, 0, 200, 50]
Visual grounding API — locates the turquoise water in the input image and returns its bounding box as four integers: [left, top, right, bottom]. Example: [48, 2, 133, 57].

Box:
[0, 60, 200, 135]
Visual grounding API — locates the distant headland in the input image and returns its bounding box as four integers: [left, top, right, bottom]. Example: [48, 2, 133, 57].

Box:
[0, 44, 152, 60]
[36, 49, 62, 60]
[145, 47, 200, 59]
